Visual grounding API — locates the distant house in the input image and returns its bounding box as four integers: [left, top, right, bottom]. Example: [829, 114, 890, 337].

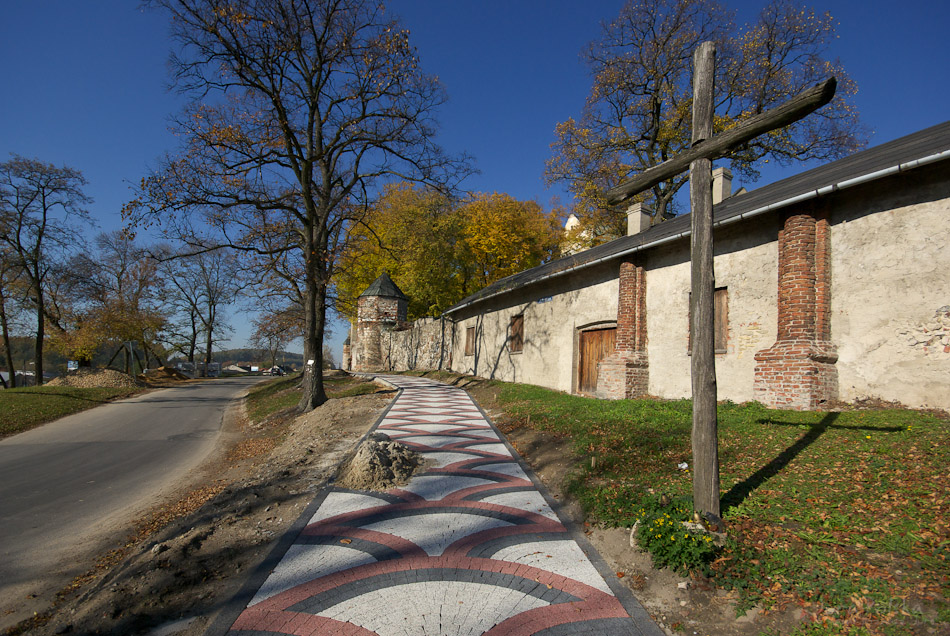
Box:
[346, 121, 950, 411]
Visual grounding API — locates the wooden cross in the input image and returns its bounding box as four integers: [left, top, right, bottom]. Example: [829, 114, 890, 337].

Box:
[605, 42, 836, 527]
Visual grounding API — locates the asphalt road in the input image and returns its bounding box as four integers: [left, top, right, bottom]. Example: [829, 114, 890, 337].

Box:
[0, 376, 264, 623]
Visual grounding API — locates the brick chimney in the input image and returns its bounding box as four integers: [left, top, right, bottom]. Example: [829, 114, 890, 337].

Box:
[626, 202, 652, 236]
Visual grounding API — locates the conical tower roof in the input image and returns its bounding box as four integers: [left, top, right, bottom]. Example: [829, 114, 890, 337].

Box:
[359, 272, 408, 300]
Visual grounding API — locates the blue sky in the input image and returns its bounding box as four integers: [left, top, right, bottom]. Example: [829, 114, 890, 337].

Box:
[2, 0, 948, 360]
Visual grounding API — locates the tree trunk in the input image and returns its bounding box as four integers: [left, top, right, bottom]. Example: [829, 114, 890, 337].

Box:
[34, 289, 44, 386]
[0, 291, 15, 388]
[188, 312, 198, 363]
[298, 244, 328, 412]
[689, 41, 721, 525]
[203, 319, 213, 378]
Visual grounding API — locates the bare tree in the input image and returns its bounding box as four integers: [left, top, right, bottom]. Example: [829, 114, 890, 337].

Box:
[546, 0, 865, 238]
[249, 303, 303, 370]
[126, 0, 470, 410]
[0, 244, 27, 387]
[0, 156, 92, 384]
[163, 249, 244, 374]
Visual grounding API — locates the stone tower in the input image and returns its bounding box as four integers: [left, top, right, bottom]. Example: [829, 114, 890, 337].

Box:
[351, 272, 409, 372]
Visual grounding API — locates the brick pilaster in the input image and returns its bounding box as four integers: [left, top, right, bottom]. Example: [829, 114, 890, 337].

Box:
[597, 258, 649, 399]
[754, 207, 838, 409]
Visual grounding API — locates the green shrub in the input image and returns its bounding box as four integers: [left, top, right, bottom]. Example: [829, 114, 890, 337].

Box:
[632, 495, 720, 575]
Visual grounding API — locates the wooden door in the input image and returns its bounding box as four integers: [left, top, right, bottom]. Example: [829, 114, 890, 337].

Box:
[578, 327, 616, 394]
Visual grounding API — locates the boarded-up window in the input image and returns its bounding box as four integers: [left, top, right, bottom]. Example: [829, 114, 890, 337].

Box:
[509, 314, 524, 353]
[464, 326, 476, 356]
[714, 288, 728, 353]
[578, 327, 616, 394]
[688, 287, 728, 354]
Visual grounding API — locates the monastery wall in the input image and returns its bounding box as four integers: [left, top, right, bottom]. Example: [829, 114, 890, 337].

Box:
[351, 158, 949, 411]
[829, 165, 950, 410]
[379, 317, 452, 372]
[646, 218, 779, 403]
[450, 264, 619, 393]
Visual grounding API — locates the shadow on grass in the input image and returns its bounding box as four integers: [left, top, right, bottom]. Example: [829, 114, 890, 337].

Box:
[721, 413, 905, 514]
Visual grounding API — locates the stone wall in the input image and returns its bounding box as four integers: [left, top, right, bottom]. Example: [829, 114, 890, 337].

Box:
[378, 318, 453, 372]
[348, 162, 949, 411]
[645, 218, 779, 403]
[358, 295, 405, 323]
[828, 164, 950, 410]
[449, 263, 620, 393]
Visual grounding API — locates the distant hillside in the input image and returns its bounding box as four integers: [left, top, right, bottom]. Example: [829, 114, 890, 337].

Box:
[214, 349, 304, 368]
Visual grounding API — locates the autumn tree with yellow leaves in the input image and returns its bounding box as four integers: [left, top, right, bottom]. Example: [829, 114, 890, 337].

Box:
[125, 0, 469, 410]
[54, 231, 168, 369]
[336, 183, 561, 321]
[546, 0, 866, 242]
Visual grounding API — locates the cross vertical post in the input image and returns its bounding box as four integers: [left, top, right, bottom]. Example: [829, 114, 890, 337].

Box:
[689, 41, 721, 525]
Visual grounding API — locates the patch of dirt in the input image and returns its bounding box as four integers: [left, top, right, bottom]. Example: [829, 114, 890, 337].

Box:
[336, 433, 426, 491]
[11, 381, 392, 636]
[45, 368, 141, 388]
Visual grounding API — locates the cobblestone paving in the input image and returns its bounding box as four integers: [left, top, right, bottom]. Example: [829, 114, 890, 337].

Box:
[226, 375, 661, 635]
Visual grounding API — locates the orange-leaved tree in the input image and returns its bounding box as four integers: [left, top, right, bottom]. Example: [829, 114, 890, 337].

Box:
[335, 184, 561, 321]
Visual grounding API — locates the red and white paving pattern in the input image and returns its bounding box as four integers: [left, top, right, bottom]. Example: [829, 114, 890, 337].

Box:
[226, 375, 661, 635]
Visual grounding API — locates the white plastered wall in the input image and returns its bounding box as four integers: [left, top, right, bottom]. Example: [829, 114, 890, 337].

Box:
[830, 170, 950, 410]
[646, 220, 779, 402]
[450, 269, 619, 393]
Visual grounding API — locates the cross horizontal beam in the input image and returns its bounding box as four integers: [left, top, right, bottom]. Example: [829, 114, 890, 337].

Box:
[604, 77, 837, 205]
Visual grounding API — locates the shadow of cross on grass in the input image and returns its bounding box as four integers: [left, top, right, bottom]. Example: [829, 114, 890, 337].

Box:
[721, 412, 905, 514]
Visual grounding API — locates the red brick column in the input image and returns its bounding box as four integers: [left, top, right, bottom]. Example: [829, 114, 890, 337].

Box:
[754, 207, 837, 409]
[596, 258, 649, 399]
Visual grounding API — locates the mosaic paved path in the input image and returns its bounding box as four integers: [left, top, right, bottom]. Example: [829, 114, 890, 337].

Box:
[225, 375, 661, 636]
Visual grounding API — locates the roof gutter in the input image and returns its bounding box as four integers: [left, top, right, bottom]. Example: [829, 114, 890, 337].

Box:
[445, 149, 950, 316]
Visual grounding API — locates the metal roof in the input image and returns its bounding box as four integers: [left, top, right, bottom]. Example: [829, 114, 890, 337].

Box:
[446, 120, 950, 315]
[359, 272, 409, 300]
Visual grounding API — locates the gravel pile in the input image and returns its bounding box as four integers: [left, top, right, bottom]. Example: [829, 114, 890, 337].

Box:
[46, 368, 141, 389]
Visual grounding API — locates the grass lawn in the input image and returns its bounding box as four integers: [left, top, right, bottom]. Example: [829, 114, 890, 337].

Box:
[463, 380, 948, 636]
[0, 385, 141, 439]
[245, 372, 380, 424]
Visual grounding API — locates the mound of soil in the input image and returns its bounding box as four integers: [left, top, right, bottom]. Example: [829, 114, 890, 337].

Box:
[142, 366, 191, 381]
[336, 433, 425, 491]
[45, 368, 140, 389]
